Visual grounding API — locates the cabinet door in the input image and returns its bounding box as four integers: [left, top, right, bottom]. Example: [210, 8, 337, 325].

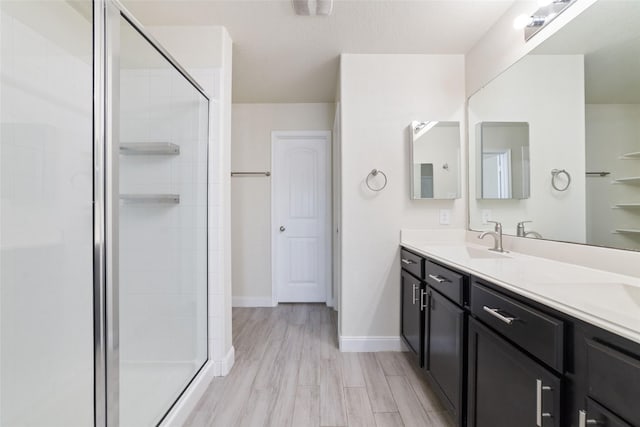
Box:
[468, 318, 561, 427]
[426, 289, 464, 423]
[401, 270, 422, 357]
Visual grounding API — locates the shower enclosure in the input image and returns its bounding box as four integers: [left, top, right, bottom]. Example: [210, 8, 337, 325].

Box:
[0, 1, 210, 426]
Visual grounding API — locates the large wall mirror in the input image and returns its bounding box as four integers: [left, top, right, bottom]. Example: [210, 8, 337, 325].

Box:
[468, 0, 640, 251]
[410, 121, 461, 200]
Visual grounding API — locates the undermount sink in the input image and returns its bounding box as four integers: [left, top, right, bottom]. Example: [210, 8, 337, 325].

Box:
[465, 247, 511, 259]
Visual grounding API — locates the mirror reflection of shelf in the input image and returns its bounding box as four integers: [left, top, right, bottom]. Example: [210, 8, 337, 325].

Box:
[613, 203, 640, 209]
[614, 228, 640, 234]
[613, 177, 640, 184]
[120, 194, 180, 204]
[620, 151, 640, 159]
[120, 142, 180, 155]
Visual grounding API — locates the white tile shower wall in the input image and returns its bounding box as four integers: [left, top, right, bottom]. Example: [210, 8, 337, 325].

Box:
[119, 68, 208, 364]
[0, 4, 94, 425]
[147, 26, 233, 389]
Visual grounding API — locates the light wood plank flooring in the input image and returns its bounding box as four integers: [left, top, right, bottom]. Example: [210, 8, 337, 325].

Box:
[185, 304, 454, 427]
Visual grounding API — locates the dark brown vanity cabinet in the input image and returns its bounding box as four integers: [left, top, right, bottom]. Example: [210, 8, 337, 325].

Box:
[423, 260, 468, 425]
[400, 249, 425, 362]
[572, 327, 640, 427]
[400, 249, 468, 425]
[401, 268, 424, 358]
[399, 246, 640, 427]
[424, 289, 465, 424]
[467, 317, 561, 427]
[468, 280, 563, 427]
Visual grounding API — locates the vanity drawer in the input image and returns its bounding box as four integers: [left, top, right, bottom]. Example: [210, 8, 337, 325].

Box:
[586, 339, 640, 426]
[471, 282, 564, 372]
[425, 260, 464, 306]
[401, 248, 424, 279]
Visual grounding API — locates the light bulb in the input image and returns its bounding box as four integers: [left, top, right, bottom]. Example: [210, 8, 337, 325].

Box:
[513, 14, 531, 30]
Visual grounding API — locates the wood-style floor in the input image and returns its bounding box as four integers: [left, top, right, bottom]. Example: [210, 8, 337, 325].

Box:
[184, 304, 454, 427]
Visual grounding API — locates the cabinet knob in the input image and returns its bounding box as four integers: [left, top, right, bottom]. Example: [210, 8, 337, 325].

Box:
[279, 226, 286, 232]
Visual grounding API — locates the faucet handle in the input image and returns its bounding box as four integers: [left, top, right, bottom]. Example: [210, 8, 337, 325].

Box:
[487, 220, 502, 232]
[517, 221, 532, 227]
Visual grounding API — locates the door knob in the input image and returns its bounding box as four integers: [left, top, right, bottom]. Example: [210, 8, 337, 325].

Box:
[279, 226, 286, 232]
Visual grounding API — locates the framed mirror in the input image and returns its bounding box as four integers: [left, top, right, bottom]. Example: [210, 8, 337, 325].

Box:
[410, 121, 461, 200]
[468, 0, 640, 251]
[476, 122, 530, 200]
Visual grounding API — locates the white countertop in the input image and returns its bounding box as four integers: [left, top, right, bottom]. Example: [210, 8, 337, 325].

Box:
[401, 236, 640, 345]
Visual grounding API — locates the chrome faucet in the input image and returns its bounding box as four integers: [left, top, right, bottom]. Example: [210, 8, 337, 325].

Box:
[517, 221, 542, 239]
[479, 220, 506, 252]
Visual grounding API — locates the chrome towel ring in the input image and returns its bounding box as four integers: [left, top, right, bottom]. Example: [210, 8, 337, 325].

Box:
[366, 169, 388, 192]
[551, 169, 571, 191]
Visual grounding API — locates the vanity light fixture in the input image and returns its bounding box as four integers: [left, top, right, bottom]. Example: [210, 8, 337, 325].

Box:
[513, 0, 576, 41]
[292, 0, 333, 16]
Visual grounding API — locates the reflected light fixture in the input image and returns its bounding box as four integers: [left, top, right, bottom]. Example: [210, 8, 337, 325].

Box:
[512, 0, 575, 41]
[292, 0, 333, 16]
[414, 121, 439, 134]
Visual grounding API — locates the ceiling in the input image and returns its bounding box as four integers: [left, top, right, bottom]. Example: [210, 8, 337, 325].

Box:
[122, 0, 515, 103]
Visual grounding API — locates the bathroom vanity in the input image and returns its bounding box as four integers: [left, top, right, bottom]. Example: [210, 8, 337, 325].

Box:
[400, 239, 640, 427]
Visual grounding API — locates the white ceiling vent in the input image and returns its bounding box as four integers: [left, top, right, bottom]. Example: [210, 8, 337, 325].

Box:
[292, 0, 333, 16]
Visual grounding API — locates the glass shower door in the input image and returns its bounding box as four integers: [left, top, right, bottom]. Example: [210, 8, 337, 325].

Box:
[117, 15, 209, 427]
[0, 1, 94, 426]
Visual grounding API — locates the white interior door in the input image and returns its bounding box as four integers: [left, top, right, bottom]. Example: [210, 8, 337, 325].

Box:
[273, 131, 331, 303]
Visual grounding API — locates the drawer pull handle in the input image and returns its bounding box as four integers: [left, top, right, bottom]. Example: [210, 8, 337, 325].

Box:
[428, 274, 448, 283]
[578, 410, 599, 427]
[536, 379, 552, 426]
[401, 258, 415, 265]
[420, 289, 427, 311]
[483, 306, 516, 325]
[412, 284, 418, 304]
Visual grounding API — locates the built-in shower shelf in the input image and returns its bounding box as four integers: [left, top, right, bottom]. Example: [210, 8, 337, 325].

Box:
[614, 229, 640, 234]
[613, 177, 640, 184]
[620, 151, 640, 159]
[120, 142, 180, 155]
[120, 194, 180, 204]
[614, 203, 640, 208]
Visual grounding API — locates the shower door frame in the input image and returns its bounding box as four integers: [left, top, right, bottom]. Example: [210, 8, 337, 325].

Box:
[93, 2, 211, 426]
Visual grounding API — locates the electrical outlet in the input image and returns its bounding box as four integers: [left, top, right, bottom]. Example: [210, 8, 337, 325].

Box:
[481, 209, 492, 224]
[439, 209, 451, 225]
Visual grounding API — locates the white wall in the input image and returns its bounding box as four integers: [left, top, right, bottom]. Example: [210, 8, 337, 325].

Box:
[468, 54, 586, 243]
[339, 54, 465, 347]
[231, 103, 335, 305]
[586, 104, 640, 250]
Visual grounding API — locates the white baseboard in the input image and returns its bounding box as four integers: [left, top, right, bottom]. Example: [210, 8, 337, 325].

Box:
[339, 336, 406, 352]
[232, 296, 277, 307]
[159, 360, 215, 427]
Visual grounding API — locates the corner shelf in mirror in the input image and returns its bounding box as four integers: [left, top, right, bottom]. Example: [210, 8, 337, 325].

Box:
[613, 203, 640, 209]
[613, 177, 640, 184]
[120, 194, 180, 204]
[120, 142, 180, 155]
[620, 152, 640, 159]
[614, 229, 640, 234]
